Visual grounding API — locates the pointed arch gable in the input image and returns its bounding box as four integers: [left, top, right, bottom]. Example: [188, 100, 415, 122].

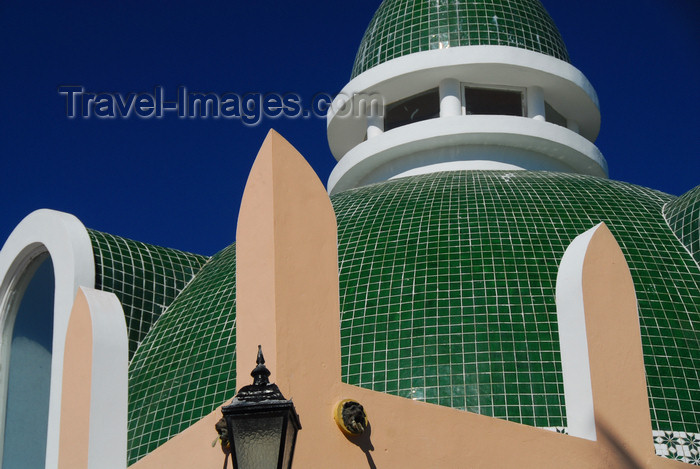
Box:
[0, 209, 95, 469]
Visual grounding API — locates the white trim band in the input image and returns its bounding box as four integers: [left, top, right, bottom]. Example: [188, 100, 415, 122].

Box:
[328, 115, 607, 195]
[555, 224, 600, 441]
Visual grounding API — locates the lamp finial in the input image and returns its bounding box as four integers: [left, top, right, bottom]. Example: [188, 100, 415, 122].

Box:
[250, 345, 271, 386]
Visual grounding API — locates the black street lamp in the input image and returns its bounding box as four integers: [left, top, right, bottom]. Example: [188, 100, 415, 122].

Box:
[221, 346, 302, 469]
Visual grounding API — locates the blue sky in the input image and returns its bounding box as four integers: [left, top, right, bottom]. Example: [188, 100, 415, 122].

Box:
[0, 0, 697, 256]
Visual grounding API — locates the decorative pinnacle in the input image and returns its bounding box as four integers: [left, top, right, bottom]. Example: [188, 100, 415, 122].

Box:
[250, 345, 271, 386]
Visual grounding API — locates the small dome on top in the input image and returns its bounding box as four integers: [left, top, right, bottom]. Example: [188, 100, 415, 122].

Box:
[351, 0, 570, 78]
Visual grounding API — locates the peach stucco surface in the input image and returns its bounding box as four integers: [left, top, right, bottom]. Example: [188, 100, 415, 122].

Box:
[59, 288, 92, 469]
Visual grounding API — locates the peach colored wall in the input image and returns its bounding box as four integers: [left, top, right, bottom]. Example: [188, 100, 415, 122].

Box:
[58, 289, 92, 469]
[235, 132, 281, 378]
[582, 224, 657, 467]
[235, 130, 342, 402]
[130, 132, 686, 469]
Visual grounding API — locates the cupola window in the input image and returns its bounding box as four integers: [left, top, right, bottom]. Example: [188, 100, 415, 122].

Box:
[544, 102, 567, 128]
[385, 88, 440, 131]
[464, 86, 524, 117]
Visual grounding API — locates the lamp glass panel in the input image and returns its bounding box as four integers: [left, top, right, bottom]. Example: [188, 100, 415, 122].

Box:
[279, 416, 297, 469]
[231, 415, 284, 468]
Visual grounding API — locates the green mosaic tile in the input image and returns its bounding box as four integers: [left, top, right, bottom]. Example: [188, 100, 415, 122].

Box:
[664, 185, 700, 264]
[125, 171, 699, 463]
[88, 230, 209, 359]
[127, 244, 236, 465]
[351, 0, 569, 78]
[332, 171, 699, 431]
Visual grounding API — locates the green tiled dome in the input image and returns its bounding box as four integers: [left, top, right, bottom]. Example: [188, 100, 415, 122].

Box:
[333, 172, 698, 432]
[351, 0, 570, 78]
[127, 244, 236, 464]
[664, 184, 700, 264]
[88, 230, 209, 358]
[126, 171, 699, 465]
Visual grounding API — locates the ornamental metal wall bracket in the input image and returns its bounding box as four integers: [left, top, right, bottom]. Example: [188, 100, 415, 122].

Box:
[213, 417, 230, 452]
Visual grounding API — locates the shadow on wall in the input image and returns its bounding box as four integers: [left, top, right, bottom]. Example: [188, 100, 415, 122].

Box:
[343, 422, 376, 469]
[596, 418, 645, 469]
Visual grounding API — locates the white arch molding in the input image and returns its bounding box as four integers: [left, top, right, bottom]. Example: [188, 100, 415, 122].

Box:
[555, 223, 600, 441]
[0, 209, 95, 469]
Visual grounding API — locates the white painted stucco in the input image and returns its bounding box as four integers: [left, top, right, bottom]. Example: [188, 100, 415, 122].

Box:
[80, 287, 128, 469]
[439, 78, 462, 117]
[327, 115, 607, 194]
[555, 223, 600, 441]
[0, 209, 95, 469]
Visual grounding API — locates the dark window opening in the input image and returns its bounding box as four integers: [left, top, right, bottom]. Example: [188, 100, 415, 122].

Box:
[545, 101, 567, 128]
[465, 87, 523, 116]
[385, 88, 440, 131]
